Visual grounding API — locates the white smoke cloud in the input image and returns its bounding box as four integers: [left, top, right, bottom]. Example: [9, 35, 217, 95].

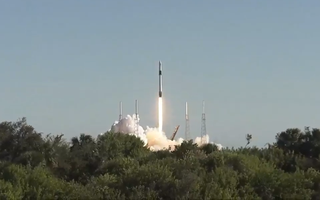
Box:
[108, 114, 223, 151]
[110, 114, 148, 145]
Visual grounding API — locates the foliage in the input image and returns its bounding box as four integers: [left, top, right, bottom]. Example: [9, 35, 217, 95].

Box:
[1, 118, 320, 199]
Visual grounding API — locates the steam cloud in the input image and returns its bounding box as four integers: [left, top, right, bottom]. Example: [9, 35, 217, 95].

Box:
[109, 114, 223, 151]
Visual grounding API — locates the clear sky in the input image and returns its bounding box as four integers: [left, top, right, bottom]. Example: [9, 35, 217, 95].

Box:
[1, 1, 319, 147]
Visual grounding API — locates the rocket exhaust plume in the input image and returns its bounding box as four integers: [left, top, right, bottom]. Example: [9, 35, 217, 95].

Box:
[109, 114, 223, 151]
[158, 61, 163, 133]
[158, 98, 163, 133]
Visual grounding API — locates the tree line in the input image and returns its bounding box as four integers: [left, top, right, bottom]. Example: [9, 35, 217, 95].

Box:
[1, 117, 320, 199]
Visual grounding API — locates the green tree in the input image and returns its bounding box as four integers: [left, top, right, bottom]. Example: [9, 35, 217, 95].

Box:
[1, 117, 320, 199]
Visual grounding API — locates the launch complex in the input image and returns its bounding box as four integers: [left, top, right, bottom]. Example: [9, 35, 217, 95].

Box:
[117, 61, 207, 142]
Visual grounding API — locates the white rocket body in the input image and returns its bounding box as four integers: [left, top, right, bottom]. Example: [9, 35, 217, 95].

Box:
[159, 61, 163, 97]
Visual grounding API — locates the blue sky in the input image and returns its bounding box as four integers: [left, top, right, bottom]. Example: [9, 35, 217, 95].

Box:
[1, 1, 320, 147]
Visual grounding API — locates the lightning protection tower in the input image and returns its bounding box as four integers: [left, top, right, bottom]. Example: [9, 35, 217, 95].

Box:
[134, 100, 139, 134]
[185, 102, 190, 140]
[200, 100, 207, 144]
[119, 101, 123, 121]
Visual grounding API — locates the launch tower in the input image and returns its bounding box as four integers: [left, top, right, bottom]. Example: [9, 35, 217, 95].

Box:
[119, 101, 123, 121]
[200, 100, 207, 144]
[185, 102, 190, 140]
[134, 100, 139, 134]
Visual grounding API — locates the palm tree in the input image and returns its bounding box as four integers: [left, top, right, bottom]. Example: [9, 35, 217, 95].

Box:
[245, 134, 252, 147]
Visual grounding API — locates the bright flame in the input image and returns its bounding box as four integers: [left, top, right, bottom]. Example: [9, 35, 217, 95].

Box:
[158, 97, 163, 133]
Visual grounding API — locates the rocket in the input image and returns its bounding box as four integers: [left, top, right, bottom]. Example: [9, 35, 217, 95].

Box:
[159, 61, 163, 97]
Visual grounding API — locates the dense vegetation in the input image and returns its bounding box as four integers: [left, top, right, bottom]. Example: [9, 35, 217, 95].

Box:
[1, 117, 320, 199]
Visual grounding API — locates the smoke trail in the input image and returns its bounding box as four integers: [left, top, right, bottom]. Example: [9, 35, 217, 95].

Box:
[109, 114, 223, 151]
[158, 98, 163, 133]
